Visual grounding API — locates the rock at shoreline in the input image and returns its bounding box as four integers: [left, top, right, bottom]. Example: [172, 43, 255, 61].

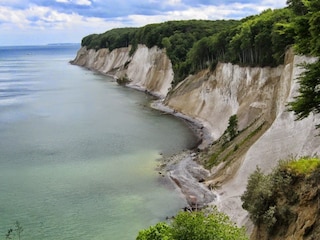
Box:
[163, 151, 216, 209]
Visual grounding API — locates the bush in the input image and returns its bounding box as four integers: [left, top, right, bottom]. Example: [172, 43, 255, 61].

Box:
[225, 115, 239, 142]
[241, 157, 320, 233]
[241, 167, 275, 226]
[136, 222, 172, 240]
[285, 157, 320, 176]
[136, 207, 248, 240]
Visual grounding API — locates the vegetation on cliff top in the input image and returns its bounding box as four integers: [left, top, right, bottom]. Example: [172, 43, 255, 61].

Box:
[81, 20, 239, 83]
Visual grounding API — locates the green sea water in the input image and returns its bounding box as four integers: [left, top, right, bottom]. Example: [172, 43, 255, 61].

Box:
[0, 45, 197, 239]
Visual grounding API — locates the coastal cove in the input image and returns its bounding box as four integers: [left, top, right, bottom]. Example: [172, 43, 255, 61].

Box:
[0, 45, 199, 239]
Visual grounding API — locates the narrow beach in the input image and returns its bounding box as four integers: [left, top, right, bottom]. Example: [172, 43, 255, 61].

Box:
[151, 99, 217, 209]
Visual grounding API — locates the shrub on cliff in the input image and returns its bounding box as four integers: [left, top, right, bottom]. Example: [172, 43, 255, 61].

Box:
[136, 222, 172, 240]
[241, 157, 320, 233]
[241, 167, 275, 227]
[136, 207, 248, 240]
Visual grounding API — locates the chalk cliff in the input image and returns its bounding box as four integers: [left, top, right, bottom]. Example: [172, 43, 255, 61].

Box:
[71, 45, 173, 98]
[71, 45, 320, 234]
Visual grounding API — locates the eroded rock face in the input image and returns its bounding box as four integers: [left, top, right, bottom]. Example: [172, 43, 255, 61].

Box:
[71, 45, 173, 98]
[126, 45, 173, 98]
[213, 54, 320, 230]
[164, 63, 284, 140]
[250, 170, 320, 240]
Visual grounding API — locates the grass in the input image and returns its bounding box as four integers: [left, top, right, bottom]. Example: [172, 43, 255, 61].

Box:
[284, 157, 320, 176]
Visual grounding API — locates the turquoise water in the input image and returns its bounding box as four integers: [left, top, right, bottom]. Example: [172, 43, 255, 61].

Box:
[0, 45, 197, 239]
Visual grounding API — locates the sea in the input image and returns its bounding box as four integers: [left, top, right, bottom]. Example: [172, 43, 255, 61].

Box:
[0, 44, 198, 239]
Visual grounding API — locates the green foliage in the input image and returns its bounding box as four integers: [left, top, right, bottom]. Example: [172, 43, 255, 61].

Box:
[281, 157, 320, 176]
[81, 20, 240, 83]
[136, 222, 172, 240]
[186, 8, 295, 72]
[241, 166, 293, 232]
[207, 121, 264, 169]
[80, 7, 299, 83]
[226, 115, 239, 141]
[81, 28, 137, 51]
[241, 167, 275, 226]
[287, 0, 320, 127]
[242, 157, 320, 232]
[288, 60, 320, 124]
[136, 208, 248, 240]
[287, 0, 320, 55]
[293, 15, 312, 54]
[286, 0, 308, 15]
[134, 20, 239, 83]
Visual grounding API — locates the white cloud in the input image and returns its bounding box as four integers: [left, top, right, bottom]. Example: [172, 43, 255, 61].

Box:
[55, 0, 92, 6]
[0, 5, 114, 35]
[0, 6, 29, 28]
[0, 0, 288, 45]
[56, 0, 69, 3]
[74, 0, 92, 6]
[262, 0, 287, 8]
[123, 3, 267, 27]
[0, 0, 24, 5]
[165, 0, 182, 5]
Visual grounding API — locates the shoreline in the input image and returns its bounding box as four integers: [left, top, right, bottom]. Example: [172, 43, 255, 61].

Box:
[151, 99, 213, 150]
[156, 150, 217, 210]
[150, 99, 217, 209]
[125, 84, 218, 210]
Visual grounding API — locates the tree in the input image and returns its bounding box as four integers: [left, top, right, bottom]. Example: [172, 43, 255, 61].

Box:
[288, 0, 320, 126]
[241, 168, 274, 226]
[136, 208, 248, 240]
[309, 11, 320, 55]
[136, 222, 172, 240]
[286, 0, 308, 15]
[226, 115, 239, 141]
[288, 60, 320, 126]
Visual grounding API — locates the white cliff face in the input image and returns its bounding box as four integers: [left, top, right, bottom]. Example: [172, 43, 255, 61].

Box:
[71, 45, 173, 98]
[126, 45, 173, 98]
[165, 62, 284, 140]
[215, 54, 320, 228]
[71, 46, 131, 73]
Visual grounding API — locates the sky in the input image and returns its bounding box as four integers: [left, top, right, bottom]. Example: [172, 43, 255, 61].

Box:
[0, 0, 287, 46]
